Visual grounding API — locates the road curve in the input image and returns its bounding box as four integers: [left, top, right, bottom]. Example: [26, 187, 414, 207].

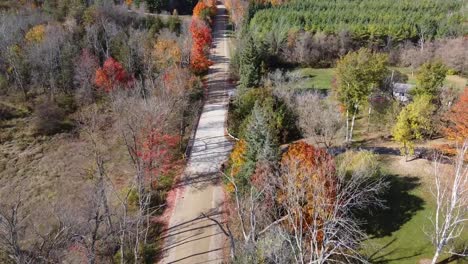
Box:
[160, 3, 233, 264]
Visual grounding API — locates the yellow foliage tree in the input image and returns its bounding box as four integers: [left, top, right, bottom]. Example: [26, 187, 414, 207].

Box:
[226, 139, 247, 193]
[152, 38, 182, 69]
[25, 24, 45, 43]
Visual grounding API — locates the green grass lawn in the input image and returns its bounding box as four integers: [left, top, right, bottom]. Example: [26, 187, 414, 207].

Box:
[290, 68, 335, 90]
[361, 178, 435, 264]
[391, 67, 467, 91]
[360, 156, 467, 264]
[291, 67, 466, 92]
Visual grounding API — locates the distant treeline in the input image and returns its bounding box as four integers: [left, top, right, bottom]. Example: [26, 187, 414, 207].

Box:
[249, 0, 464, 46]
[134, 0, 198, 14]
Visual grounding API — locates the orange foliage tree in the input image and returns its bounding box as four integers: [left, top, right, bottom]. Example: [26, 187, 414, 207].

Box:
[193, 0, 217, 23]
[162, 65, 200, 95]
[190, 19, 213, 74]
[193, 1, 208, 17]
[445, 87, 468, 142]
[95, 57, 133, 92]
[280, 142, 336, 243]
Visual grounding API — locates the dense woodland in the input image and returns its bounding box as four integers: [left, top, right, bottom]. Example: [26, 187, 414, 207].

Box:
[237, 0, 467, 71]
[250, 0, 464, 43]
[0, 0, 218, 263]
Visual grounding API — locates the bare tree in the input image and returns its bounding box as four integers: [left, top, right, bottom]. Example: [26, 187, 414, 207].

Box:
[219, 162, 289, 262]
[110, 82, 185, 262]
[296, 93, 344, 148]
[427, 141, 468, 264]
[0, 199, 70, 264]
[74, 49, 99, 105]
[68, 109, 119, 264]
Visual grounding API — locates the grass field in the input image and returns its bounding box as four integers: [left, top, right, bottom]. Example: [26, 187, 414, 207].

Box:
[391, 67, 467, 91]
[361, 155, 467, 264]
[290, 68, 336, 90]
[290, 67, 466, 92]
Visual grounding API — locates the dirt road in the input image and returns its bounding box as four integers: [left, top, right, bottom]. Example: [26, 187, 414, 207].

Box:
[160, 4, 233, 264]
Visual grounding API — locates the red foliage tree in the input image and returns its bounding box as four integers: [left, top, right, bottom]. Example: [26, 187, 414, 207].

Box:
[94, 57, 133, 92]
[137, 127, 180, 189]
[445, 87, 468, 142]
[190, 18, 213, 74]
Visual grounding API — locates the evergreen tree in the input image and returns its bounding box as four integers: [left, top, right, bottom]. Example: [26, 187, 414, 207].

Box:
[239, 35, 261, 89]
[244, 101, 279, 163]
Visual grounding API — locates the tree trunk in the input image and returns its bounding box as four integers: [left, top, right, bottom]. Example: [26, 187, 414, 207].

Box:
[367, 106, 372, 133]
[431, 248, 440, 264]
[349, 109, 357, 143]
[345, 109, 349, 142]
[404, 143, 409, 162]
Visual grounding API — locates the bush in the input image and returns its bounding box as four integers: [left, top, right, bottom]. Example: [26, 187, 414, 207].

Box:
[0, 74, 7, 93]
[32, 101, 72, 136]
[0, 104, 16, 120]
[166, 16, 181, 35]
[55, 93, 77, 113]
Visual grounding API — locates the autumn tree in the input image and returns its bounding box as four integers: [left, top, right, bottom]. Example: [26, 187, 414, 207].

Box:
[393, 95, 435, 161]
[189, 18, 213, 74]
[193, 1, 215, 22]
[225, 0, 246, 28]
[26, 25, 76, 96]
[335, 48, 388, 142]
[277, 146, 386, 263]
[412, 61, 447, 99]
[280, 142, 336, 232]
[137, 127, 180, 189]
[162, 65, 199, 96]
[24, 24, 45, 43]
[445, 87, 468, 142]
[95, 57, 133, 92]
[153, 38, 182, 69]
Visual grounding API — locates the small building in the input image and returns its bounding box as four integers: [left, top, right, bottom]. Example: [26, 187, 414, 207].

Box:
[392, 83, 414, 102]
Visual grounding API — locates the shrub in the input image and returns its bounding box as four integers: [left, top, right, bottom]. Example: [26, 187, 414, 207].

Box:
[32, 101, 72, 135]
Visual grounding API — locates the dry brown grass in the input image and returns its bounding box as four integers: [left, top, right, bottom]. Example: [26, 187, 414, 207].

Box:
[0, 105, 133, 214]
